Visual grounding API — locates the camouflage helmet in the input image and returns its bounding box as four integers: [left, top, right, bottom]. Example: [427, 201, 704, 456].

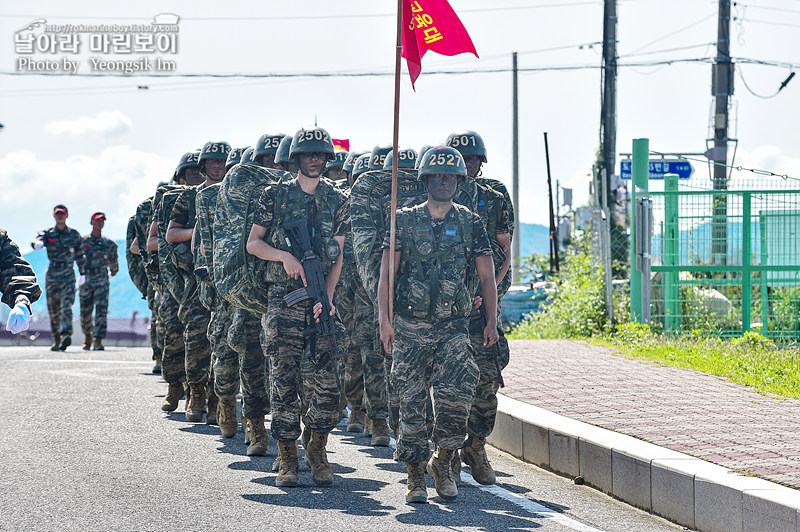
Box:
[343, 151, 364, 174]
[368, 145, 392, 170]
[352, 154, 371, 179]
[240, 147, 255, 165]
[254, 133, 286, 160]
[445, 130, 487, 163]
[225, 147, 246, 169]
[417, 146, 467, 181]
[326, 149, 349, 171]
[383, 148, 417, 170]
[415, 145, 433, 169]
[199, 141, 232, 168]
[289, 127, 335, 161]
[274, 135, 293, 166]
[173, 151, 200, 180]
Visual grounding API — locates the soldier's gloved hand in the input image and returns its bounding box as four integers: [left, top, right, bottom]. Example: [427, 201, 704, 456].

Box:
[5, 303, 31, 334]
[33, 242, 44, 250]
[78, 275, 86, 286]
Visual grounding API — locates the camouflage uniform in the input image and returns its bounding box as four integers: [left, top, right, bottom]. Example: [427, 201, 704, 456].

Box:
[254, 178, 348, 442]
[79, 234, 118, 339]
[32, 226, 85, 338]
[227, 306, 270, 418]
[335, 199, 365, 421]
[171, 186, 212, 385]
[149, 191, 185, 384]
[133, 198, 163, 362]
[385, 202, 491, 464]
[1, 228, 42, 310]
[125, 216, 148, 299]
[466, 182, 512, 438]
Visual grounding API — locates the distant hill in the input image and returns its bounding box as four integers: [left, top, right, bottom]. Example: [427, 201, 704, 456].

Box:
[7, 239, 150, 323]
[2, 225, 550, 323]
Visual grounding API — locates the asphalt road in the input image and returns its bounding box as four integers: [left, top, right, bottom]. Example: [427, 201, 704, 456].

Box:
[0, 347, 684, 532]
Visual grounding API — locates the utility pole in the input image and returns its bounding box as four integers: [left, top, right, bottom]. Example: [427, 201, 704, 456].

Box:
[600, 0, 617, 221]
[711, 0, 732, 265]
[511, 51, 520, 282]
[544, 132, 559, 273]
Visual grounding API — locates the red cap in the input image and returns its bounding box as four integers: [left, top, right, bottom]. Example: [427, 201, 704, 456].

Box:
[53, 204, 68, 214]
[91, 212, 106, 221]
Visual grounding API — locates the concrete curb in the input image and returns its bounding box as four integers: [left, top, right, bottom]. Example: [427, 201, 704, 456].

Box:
[489, 394, 800, 532]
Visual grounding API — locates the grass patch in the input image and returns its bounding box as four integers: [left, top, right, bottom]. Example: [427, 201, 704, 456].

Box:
[594, 324, 800, 400]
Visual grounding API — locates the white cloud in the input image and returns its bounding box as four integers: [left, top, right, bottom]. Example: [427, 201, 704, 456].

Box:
[43, 110, 133, 138]
[0, 146, 174, 245]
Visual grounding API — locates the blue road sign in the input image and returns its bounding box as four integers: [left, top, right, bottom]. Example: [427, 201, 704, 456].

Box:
[620, 160, 693, 180]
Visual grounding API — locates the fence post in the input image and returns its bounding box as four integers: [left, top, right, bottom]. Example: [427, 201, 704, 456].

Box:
[742, 192, 751, 333]
[664, 173, 679, 331]
[630, 138, 650, 323]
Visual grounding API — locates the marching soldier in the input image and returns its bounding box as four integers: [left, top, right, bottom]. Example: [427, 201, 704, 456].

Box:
[378, 146, 498, 503]
[446, 130, 513, 485]
[32, 204, 86, 351]
[79, 212, 119, 351]
[247, 127, 348, 488]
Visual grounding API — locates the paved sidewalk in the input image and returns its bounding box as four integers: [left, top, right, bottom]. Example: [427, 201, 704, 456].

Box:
[502, 339, 800, 489]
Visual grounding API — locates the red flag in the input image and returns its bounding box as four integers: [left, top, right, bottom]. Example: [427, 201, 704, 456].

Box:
[401, 0, 478, 89]
[332, 138, 350, 151]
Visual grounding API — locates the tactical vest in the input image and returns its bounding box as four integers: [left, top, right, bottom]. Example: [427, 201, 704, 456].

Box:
[395, 203, 477, 322]
[263, 178, 342, 285]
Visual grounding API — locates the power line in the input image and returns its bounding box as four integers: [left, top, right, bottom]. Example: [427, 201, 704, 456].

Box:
[618, 42, 716, 58]
[0, 3, 604, 22]
[737, 66, 781, 99]
[627, 12, 716, 55]
[735, 57, 800, 69]
[736, 3, 800, 14]
[735, 16, 800, 27]
[650, 150, 800, 183]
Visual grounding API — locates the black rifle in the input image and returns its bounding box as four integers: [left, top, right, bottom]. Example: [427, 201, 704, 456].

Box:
[282, 218, 342, 369]
[477, 282, 505, 388]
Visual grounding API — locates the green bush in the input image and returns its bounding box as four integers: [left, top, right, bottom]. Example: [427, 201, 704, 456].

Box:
[510, 250, 608, 339]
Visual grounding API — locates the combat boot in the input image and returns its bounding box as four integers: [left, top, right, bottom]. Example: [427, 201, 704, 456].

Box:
[185, 382, 207, 422]
[82, 333, 93, 350]
[462, 434, 496, 485]
[306, 430, 334, 486]
[246, 416, 269, 456]
[275, 440, 299, 487]
[370, 417, 390, 447]
[427, 446, 458, 501]
[161, 382, 184, 412]
[50, 334, 61, 352]
[218, 397, 238, 438]
[58, 335, 71, 351]
[451, 445, 462, 482]
[405, 462, 428, 504]
[301, 425, 312, 466]
[347, 407, 365, 433]
[364, 417, 372, 437]
[92, 337, 104, 351]
[206, 388, 218, 426]
[151, 353, 162, 374]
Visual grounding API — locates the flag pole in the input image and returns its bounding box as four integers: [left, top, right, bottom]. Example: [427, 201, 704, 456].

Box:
[388, 0, 402, 323]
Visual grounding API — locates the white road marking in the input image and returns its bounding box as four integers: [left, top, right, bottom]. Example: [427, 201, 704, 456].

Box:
[388, 437, 606, 532]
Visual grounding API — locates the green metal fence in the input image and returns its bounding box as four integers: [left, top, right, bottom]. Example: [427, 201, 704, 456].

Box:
[648, 175, 800, 339]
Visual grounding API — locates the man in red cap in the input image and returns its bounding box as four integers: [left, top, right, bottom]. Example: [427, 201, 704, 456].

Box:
[79, 212, 119, 350]
[32, 204, 86, 351]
